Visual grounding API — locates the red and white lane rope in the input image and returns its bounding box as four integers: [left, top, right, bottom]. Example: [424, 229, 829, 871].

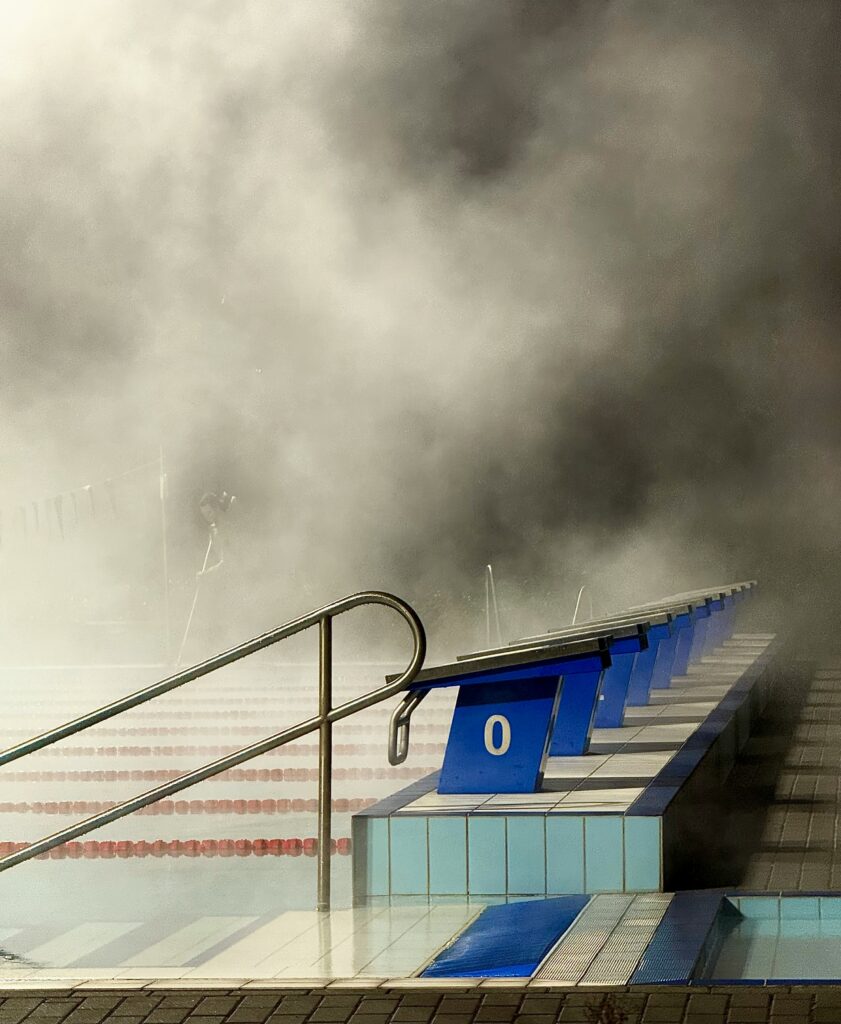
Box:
[0, 837, 352, 859]
[0, 797, 376, 815]
[0, 765, 436, 783]
[21, 743, 446, 758]
[0, 723, 447, 737]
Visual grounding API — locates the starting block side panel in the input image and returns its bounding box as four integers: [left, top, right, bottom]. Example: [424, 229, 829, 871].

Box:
[437, 676, 560, 794]
[688, 616, 710, 663]
[671, 622, 695, 678]
[650, 633, 679, 690]
[594, 652, 637, 728]
[625, 643, 660, 707]
[548, 670, 604, 757]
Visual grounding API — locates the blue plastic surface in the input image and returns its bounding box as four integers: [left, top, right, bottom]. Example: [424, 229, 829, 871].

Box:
[549, 669, 604, 756]
[422, 895, 590, 978]
[594, 650, 637, 728]
[438, 676, 560, 793]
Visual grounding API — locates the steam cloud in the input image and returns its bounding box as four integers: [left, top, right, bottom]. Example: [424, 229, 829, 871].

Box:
[2, 0, 840, 660]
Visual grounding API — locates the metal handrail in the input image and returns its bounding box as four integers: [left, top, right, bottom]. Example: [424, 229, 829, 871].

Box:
[0, 591, 426, 911]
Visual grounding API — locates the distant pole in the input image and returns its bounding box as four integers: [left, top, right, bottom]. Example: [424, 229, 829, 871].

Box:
[571, 585, 586, 625]
[485, 569, 491, 646]
[485, 564, 503, 645]
[159, 445, 171, 664]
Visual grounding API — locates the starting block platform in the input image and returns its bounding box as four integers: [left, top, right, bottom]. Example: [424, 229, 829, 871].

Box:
[353, 582, 775, 903]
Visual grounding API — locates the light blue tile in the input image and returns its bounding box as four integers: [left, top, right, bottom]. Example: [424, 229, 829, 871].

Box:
[624, 817, 661, 891]
[546, 816, 585, 894]
[468, 816, 507, 895]
[780, 897, 820, 920]
[429, 817, 467, 895]
[506, 816, 546, 895]
[738, 897, 779, 919]
[364, 818, 390, 898]
[819, 897, 841, 919]
[389, 817, 429, 895]
[584, 816, 623, 892]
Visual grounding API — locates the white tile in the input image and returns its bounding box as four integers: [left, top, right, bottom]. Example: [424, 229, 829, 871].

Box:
[268, 906, 430, 978]
[122, 917, 256, 968]
[185, 909, 382, 977]
[483, 791, 559, 806]
[558, 786, 643, 804]
[75, 980, 150, 990]
[27, 923, 141, 968]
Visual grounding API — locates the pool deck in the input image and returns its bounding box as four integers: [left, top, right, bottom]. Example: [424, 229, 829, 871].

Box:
[3, 652, 841, 1019]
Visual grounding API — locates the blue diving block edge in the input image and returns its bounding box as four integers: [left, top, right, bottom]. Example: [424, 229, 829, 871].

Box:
[397, 638, 610, 794]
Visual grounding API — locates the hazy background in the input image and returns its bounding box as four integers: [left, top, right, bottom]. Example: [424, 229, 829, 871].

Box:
[2, 0, 840, 664]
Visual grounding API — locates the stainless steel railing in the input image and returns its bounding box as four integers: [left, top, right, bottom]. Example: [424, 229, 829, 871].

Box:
[0, 591, 426, 911]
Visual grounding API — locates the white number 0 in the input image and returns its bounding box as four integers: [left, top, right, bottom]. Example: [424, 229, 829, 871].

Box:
[484, 714, 511, 756]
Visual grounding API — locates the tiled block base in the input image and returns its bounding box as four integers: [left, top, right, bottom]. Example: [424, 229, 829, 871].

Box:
[353, 812, 662, 898]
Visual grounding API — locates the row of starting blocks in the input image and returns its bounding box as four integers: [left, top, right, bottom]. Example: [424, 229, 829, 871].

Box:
[390, 582, 757, 794]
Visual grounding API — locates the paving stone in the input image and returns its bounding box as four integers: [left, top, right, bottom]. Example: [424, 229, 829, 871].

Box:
[0, 1001, 45, 1024]
[143, 1010, 192, 1024]
[814, 1011, 841, 1024]
[687, 995, 729, 1014]
[642, 1007, 686, 1023]
[473, 1009, 519, 1023]
[726, 1008, 770, 1023]
[518, 998, 564, 1015]
[727, 994, 769, 1008]
[63, 1009, 114, 1024]
[24, 1003, 80, 1020]
[437, 1001, 480, 1014]
[511, 1015, 555, 1024]
[478, 998, 522, 1008]
[192, 1000, 240, 1018]
[556, 1010, 590, 1024]
[391, 1010, 436, 1024]
[813, 989, 841, 1005]
[768, 996, 811, 1013]
[265, 1014, 309, 1024]
[156, 1001, 203, 1012]
[353, 1000, 400, 1014]
[111, 1002, 163, 1018]
[431, 1014, 476, 1024]
[310, 1006, 362, 1024]
[273, 1000, 321, 1017]
[228, 1010, 277, 1024]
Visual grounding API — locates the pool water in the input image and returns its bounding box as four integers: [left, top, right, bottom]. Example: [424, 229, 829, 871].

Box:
[701, 897, 841, 982]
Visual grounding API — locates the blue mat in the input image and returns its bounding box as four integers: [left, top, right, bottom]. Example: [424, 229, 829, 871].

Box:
[422, 896, 590, 978]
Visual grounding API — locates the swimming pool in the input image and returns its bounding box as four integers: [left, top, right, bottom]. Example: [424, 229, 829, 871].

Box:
[696, 896, 841, 983]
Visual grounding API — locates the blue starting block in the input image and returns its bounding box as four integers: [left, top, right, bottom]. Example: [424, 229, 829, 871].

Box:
[393, 638, 610, 794]
[486, 619, 655, 733]
[631, 582, 756, 672]
[386, 581, 758, 796]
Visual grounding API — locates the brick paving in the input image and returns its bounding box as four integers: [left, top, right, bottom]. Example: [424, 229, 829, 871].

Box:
[0, 987, 837, 1024]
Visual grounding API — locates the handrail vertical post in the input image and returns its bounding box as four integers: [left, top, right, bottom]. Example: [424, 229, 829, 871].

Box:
[317, 614, 333, 912]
